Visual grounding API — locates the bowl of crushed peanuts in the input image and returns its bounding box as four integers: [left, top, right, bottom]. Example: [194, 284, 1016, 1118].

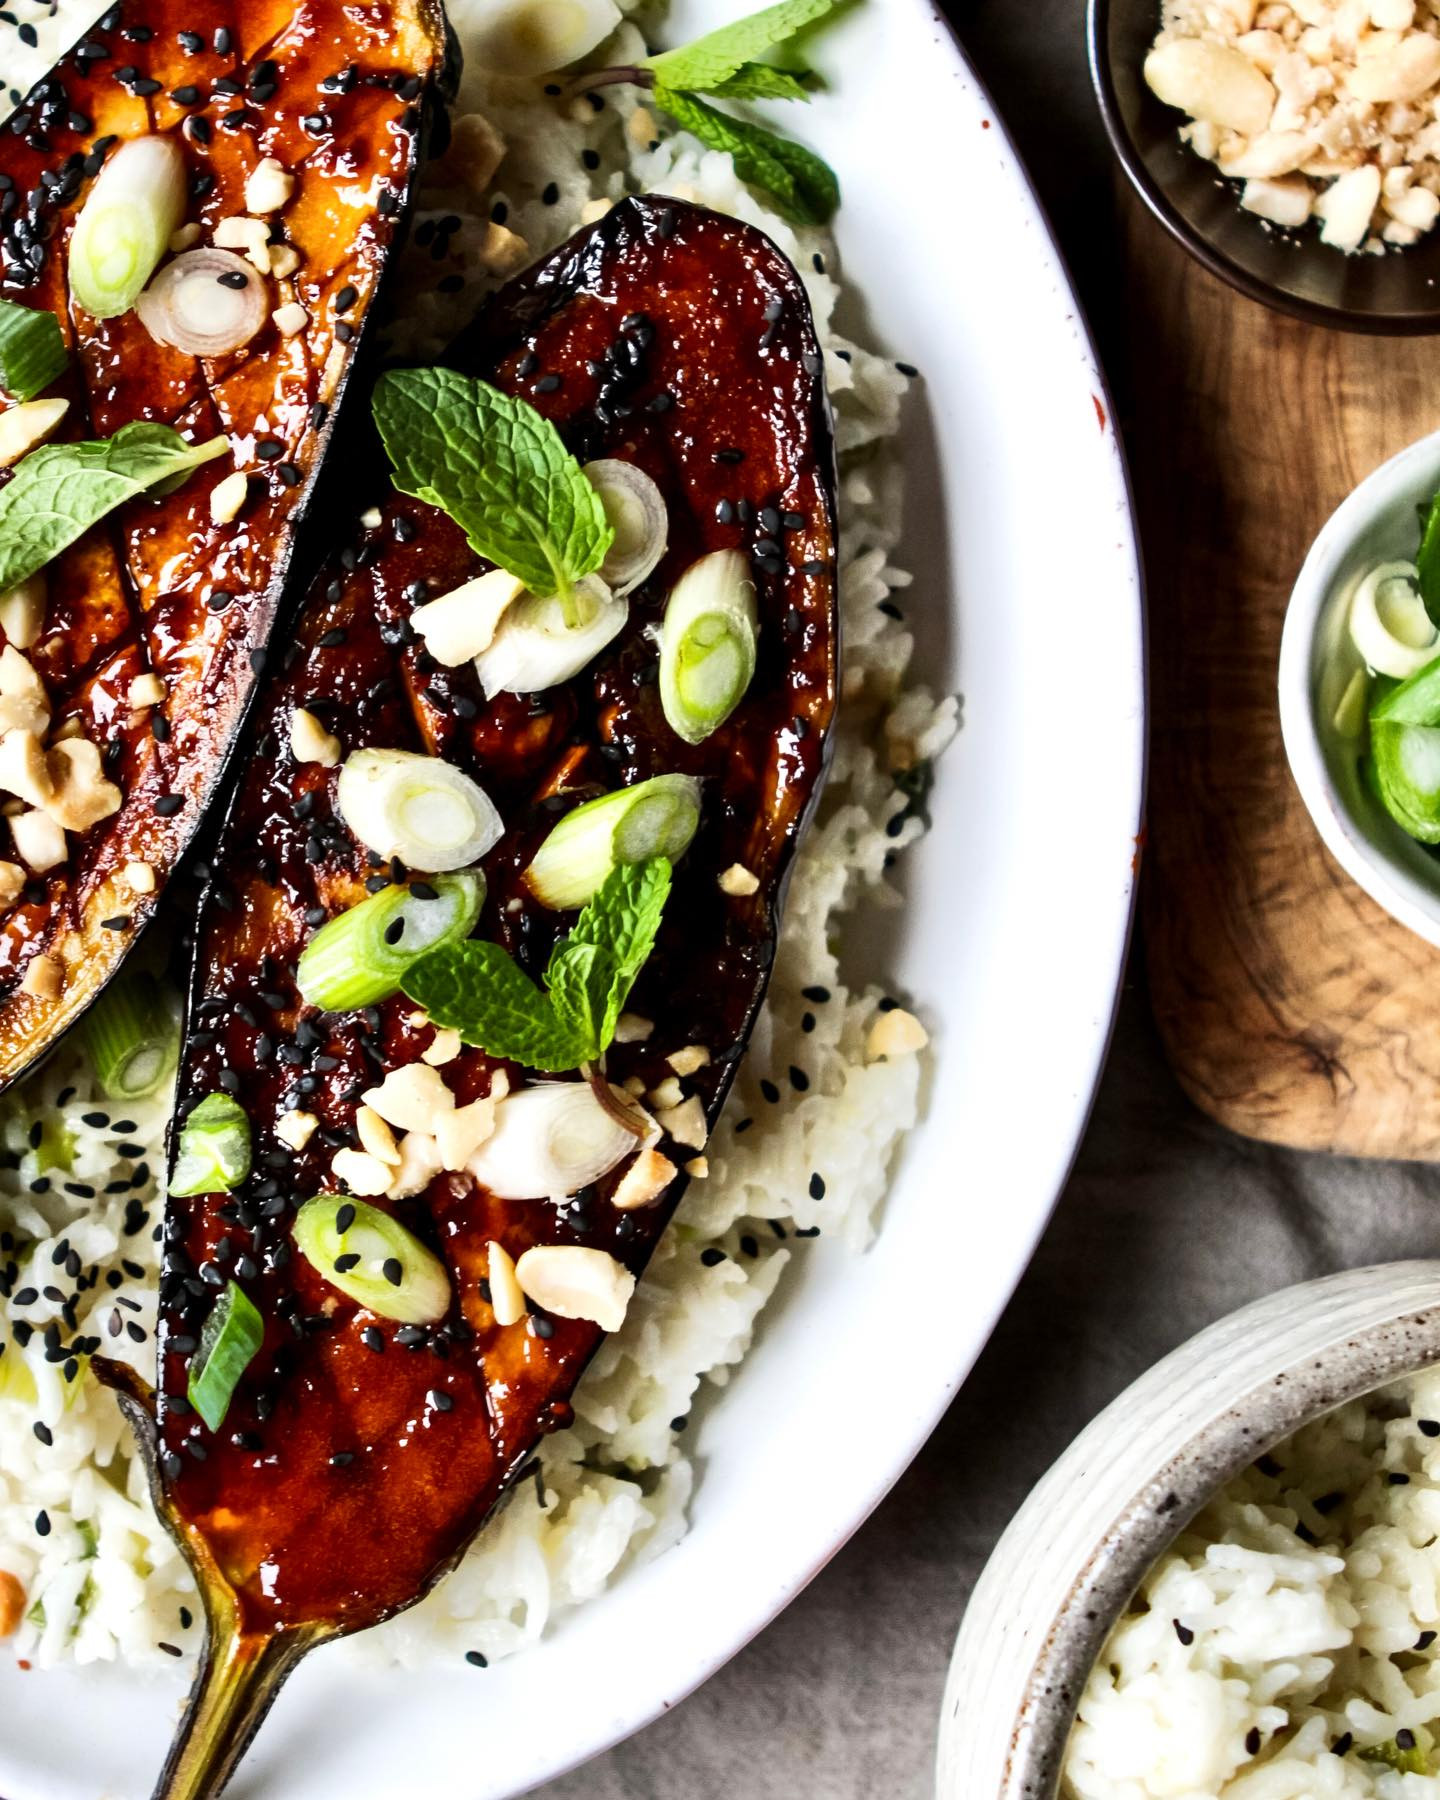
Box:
[1090, 0, 1440, 331]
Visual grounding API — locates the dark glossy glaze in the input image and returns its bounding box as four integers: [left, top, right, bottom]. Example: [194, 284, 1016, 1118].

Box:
[0, 0, 447, 1085]
[159, 198, 838, 1635]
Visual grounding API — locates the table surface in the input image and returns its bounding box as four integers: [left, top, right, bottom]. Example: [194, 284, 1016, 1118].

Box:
[533, 2, 1440, 1794]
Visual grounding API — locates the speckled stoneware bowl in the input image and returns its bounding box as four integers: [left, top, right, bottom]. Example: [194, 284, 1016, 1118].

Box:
[935, 1262, 1440, 1800]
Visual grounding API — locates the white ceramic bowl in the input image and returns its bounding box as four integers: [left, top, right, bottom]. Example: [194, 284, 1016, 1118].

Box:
[937, 1262, 1440, 1800]
[1279, 430, 1440, 948]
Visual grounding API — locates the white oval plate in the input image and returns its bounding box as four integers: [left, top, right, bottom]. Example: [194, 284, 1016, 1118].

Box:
[0, 2, 1144, 1795]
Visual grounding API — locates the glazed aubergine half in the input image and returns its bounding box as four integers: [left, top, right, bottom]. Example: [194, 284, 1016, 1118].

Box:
[106, 195, 839, 1800]
[0, 0, 450, 1088]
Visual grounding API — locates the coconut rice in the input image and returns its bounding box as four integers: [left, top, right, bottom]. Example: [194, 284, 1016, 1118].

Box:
[0, 0, 955, 1677]
[1065, 1364, 1440, 1799]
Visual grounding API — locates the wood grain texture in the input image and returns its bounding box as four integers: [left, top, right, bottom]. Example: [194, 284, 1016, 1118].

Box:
[1132, 196, 1440, 1158]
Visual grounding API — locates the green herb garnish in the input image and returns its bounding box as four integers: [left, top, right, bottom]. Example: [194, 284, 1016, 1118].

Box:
[0, 301, 67, 402]
[402, 857, 671, 1071]
[168, 1093, 252, 1197]
[1418, 490, 1440, 628]
[0, 422, 228, 593]
[372, 368, 613, 627]
[1359, 1736, 1430, 1775]
[586, 0, 842, 225]
[187, 1281, 264, 1433]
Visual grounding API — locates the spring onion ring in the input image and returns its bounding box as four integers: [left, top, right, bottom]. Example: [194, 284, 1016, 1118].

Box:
[135, 249, 268, 358]
[473, 575, 626, 698]
[467, 1082, 638, 1199]
[584, 459, 668, 596]
[337, 748, 503, 872]
[297, 871, 486, 1011]
[1350, 560, 1440, 679]
[187, 1281, 264, 1432]
[69, 137, 187, 321]
[169, 1093, 252, 1196]
[293, 1195, 451, 1324]
[658, 550, 758, 745]
[525, 774, 701, 909]
[81, 970, 178, 1100]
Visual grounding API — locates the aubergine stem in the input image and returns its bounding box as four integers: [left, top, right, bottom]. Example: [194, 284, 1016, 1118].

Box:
[152, 1617, 326, 1800]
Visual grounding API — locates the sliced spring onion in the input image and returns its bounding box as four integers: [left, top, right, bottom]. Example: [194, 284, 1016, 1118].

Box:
[69, 137, 187, 321]
[409, 568, 525, 667]
[0, 301, 66, 401]
[169, 1092, 252, 1197]
[1333, 666, 1370, 739]
[464, 0, 621, 76]
[0, 1336, 37, 1404]
[467, 1082, 637, 1199]
[297, 871, 486, 1011]
[336, 748, 503, 872]
[293, 1195, 451, 1324]
[135, 249, 267, 357]
[473, 575, 626, 698]
[1349, 560, 1439, 678]
[81, 970, 178, 1099]
[658, 550, 758, 745]
[584, 460, 668, 596]
[524, 774, 701, 909]
[187, 1280, 263, 1432]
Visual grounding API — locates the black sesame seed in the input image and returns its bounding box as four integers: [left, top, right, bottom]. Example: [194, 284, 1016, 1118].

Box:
[329, 1451, 354, 1467]
[154, 793, 183, 817]
[808, 1172, 826, 1199]
[335, 1203, 356, 1234]
[1244, 1728, 1261, 1756]
[32, 1421, 51, 1445]
[383, 1257, 403, 1286]
[217, 268, 249, 290]
[429, 1389, 454, 1412]
[35, 1509, 50, 1536]
[335, 283, 357, 312]
[759, 1078, 780, 1104]
[700, 1247, 725, 1267]
[542, 181, 559, 205]
[465, 1650, 488, 1668]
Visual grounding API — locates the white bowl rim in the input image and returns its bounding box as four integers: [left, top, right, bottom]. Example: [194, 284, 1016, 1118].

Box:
[1279, 428, 1440, 949]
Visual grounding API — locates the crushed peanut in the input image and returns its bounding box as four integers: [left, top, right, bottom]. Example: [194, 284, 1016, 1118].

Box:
[20, 952, 61, 999]
[865, 1005, 930, 1061]
[647, 1074, 683, 1111]
[272, 301, 309, 337]
[276, 1109, 319, 1151]
[435, 1096, 499, 1170]
[0, 398, 67, 469]
[123, 859, 156, 894]
[42, 737, 122, 832]
[0, 572, 45, 649]
[429, 112, 506, 193]
[363, 1062, 454, 1133]
[667, 1045, 711, 1077]
[410, 569, 524, 665]
[655, 1094, 707, 1151]
[718, 862, 759, 896]
[477, 219, 531, 275]
[385, 1129, 443, 1199]
[168, 222, 202, 253]
[127, 671, 166, 709]
[289, 706, 341, 768]
[244, 156, 296, 214]
[514, 1244, 635, 1333]
[487, 1239, 526, 1326]
[355, 1103, 402, 1167]
[684, 1155, 710, 1179]
[268, 244, 301, 279]
[0, 861, 22, 909]
[213, 214, 273, 273]
[11, 807, 65, 872]
[612, 1146, 677, 1211]
[1146, 0, 1440, 249]
[422, 1026, 462, 1066]
[331, 1147, 393, 1196]
[0, 728, 51, 807]
[613, 1012, 654, 1043]
[0, 645, 48, 738]
[210, 469, 249, 527]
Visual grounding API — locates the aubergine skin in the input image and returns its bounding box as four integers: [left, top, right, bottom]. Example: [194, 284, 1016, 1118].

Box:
[155, 198, 838, 1648]
[0, 0, 450, 1090]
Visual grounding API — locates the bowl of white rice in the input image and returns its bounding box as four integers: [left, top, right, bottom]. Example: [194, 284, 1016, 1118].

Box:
[939, 1261, 1440, 1800]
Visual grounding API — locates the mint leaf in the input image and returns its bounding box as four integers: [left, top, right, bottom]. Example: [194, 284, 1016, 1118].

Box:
[1419, 490, 1440, 628]
[650, 86, 838, 224]
[0, 423, 228, 592]
[706, 63, 815, 101]
[643, 0, 838, 92]
[372, 368, 612, 604]
[401, 860, 672, 1072]
[403, 939, 591, 1071]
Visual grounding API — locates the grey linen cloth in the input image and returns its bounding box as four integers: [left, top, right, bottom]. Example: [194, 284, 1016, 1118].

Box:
[535, 4, 1440, 1793]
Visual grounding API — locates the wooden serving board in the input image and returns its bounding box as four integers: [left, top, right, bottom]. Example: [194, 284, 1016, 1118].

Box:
[1129, 196, 1440, 1159]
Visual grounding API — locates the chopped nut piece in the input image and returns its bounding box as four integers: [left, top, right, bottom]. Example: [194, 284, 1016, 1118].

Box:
[422, 1026, 462, 1067]
[289, 706, 341, 768]
[168, 222, 202, 253]
[435, 1096, 498, 1171]
[611, 1145, 676, 1211]
[359, 506, 383, 530]
[613, 1012, 654, 1044]
[514, 1244, 635, 1333]
[579, 197, 613, 225]
[267, 243, 301, 279]
[0, 398, 68, 469]
[276, 1109, 319, 1151]
[213, 214, 273, 273]
[11, 808, 65, 872]
[127, 672, 166, 709]
[1241, 176, 1313, 226]
[487, 1240, 525, 1327]
[0, 861, 22, 909]
[355, 1104, 402, 1166]
[331, 1147, 393, 1196]
[0, 645, 48, 738]
[627, 105, 656, 147]
[647, 1074, 683, 1111]
[42, 738, 122, 832]
[364, 1062, 455, 1133]
[1348, 30, 1440, 102]
[210, 469, 249, 526]
[272, 301, 308, 337]
[0, 729, 52, 807]
[245, 156, 296, 214]
[0, 1569, 24, 1636]
[621, 1075, 647, 1097]
[477, 219, 530, 275]
[385, 1128, 443, 1199]
[0, 573, 45, 650]
[655, 1094, 707, 1150]
[409, 569, 524, 665]
[430, 112, 506, 194]
[667, 1045, 711, 1077]
[718, 862, 759, 896]
[123, 860, 156, 894]
[684, 1155, 710, 1178]
[1145, 38, 1275, 133]
[20, 952, 62, 999]
[865, 1005, 929, 1061]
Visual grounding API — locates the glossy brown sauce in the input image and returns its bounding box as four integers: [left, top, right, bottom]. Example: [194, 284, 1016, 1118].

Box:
[159, 198, 839, 1634]
[0, 0, 445, 1085]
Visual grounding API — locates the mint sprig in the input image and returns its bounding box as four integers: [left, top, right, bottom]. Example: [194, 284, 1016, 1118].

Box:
[0, 423, 228, 593]
[651, 85, 839, 226]
[401, 859, 672, 1072]
[372, 368, 613, 615]
[642, 0, 838, 93]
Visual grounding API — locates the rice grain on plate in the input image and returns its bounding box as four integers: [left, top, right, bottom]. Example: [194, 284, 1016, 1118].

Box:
[0, 0, 955, 1675]
[1065, 1366, 1440, 1798]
